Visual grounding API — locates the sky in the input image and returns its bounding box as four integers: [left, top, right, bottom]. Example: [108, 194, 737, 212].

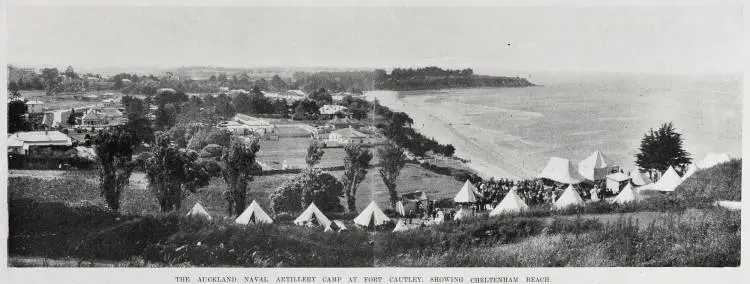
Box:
[6, 6, 744, 75]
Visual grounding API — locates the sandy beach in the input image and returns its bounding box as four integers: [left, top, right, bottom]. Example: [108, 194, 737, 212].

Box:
[366, 90, 523, 179]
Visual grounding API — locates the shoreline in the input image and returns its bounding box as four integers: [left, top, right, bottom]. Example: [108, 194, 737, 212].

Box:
[365, 90, 522, 180]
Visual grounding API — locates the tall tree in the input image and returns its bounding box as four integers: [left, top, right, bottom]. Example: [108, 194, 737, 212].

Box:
[270, 169, 345, 214]
[305, 142, 325, 169]
[635, 122, 692, 178]
[341, 144, 373, 212]
[67, 108, 77, 126]
[221, 137, 262, 216]
[145, 133, 210, 212]
[377, 143, 407, 209]
[94, 127, 138, 211]
[41, 68, 60, 96]
[7, 100, 27, 133]
[64, 65, 78, 79]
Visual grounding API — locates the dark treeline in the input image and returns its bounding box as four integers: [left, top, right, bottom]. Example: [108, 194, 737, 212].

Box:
[375, 67, 534, 90]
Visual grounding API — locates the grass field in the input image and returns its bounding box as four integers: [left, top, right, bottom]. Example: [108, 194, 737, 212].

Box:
[7, 160, 741, 267]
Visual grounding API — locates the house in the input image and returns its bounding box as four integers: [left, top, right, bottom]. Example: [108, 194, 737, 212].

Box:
[319, 105, 350, 116]
[121, 78, 132, 84]
[81, 109, 107, 126]
[7, 131, 73, 154]
[26, 100, 44, 113]
[285, 90, 307, 98]
[605, 172, 630, 194]
[237, 73, 251, 82]
[328, 126, 370, 145]
[102, 98, 121, 108]
[41, 109, 73, 127]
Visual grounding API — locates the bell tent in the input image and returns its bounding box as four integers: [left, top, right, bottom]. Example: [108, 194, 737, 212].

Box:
[234, 200, 273, 225]
[578, 151, 618, 181]
[697, 153, 731, 169]
[538, 157, 584, 184]
[454, 180, 481, 203]
[293, 202, 332, 228]
[186, 203, 212, 220]
[651, 166, 682, 192]
[629, 170, 653, 186]
[552, 185, 585, 210]
[353, 201, 391, 228]
[489, 188, 529, 216]
[392, 219, 410, 233]
[612, 183, 642, 205]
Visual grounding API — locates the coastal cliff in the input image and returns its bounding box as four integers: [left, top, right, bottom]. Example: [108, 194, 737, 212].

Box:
[373, 67, 534, 91]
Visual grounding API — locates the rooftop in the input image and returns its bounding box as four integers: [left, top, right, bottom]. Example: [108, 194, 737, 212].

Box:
[330, 127, 369, 138]
[8, 131, 71, 143]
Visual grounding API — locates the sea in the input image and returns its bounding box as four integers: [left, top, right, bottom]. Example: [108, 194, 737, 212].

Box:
[368, 72, 742, 179]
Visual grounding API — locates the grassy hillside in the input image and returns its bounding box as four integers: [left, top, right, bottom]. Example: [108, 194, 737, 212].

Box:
[677, 159, 741, 202]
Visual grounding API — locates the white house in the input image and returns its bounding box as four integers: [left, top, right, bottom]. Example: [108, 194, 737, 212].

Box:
[328, 127, 370, 145]
[319, 105, 349, 116]
[7, 131, 73, 154]
[25, 100, 45, 113]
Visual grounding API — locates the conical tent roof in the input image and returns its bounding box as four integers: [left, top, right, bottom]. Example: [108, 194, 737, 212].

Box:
[552, 185, 585, 210]
[578, 151, 615, 181]
[579, 150, 613, 169]
[489, 189, 529, 216]
[393, 219, 410, 232]
[353, 201, 391, 228]
[539, 157, 583, 184]
[652, 166, 682, 192]
[612, 183, 642, 205]
[395, 201, 406, 216]
[186, 203, 212, 220]
[682, 164, 699, 181]
[454, 180, 480, 203]
[293, 202, 332, 228]
[629, 170, 652, 186]
[235, 200, 273, 224]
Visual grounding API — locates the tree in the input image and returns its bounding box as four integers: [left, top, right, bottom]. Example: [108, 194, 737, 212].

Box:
[221, 137, 262, 216]
[218, 73, 228, 82]
[341, 144, 373, 212]
[94, 127, 138, 211]
[377, 143, 407, 209]
[305, 142, 325, 169]
[124, 115, 154, 143]
[64, 66, 79, 79]
[41, 68, 60, 96]
[635, 122, 692, 179]
[8, 81, 21, 98]
[7, 100, 27, 133]
[270, 169, 345, 213]
[155, 103, 178, 130]
[67, 108, 77, 126]
[145, 133, 210, 212]
[309, 88, 332, 104]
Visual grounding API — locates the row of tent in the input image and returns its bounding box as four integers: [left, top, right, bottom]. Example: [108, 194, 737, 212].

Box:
[538, 150, 731, 187]
[186, 200, 393, 232]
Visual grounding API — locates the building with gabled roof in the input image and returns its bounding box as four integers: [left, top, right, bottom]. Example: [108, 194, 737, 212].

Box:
[328, 126, 370, 145]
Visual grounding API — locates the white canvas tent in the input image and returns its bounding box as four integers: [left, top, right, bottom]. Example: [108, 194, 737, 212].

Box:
[682, 164, 699, 181]
[697, 153, 731, 169]
[353, 201, 391, 228]
[489, 188, 529, 216]
[392, 219, 410, 233]
[186, 203, 212, 220]
[629, 170, 653, 186]
[552, 185, 585, 210]
[234, 200, 273, 224]
[578, 151, 618, 181]
[538, 157, 584, 184]
[293, 202, 332, 228]
[612, 183, 642, 205]
[651, 166, 682, 192]
[454, 180, 481, 203]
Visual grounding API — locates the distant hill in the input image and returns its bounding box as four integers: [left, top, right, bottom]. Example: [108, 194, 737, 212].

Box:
[374, 67, 534, 91]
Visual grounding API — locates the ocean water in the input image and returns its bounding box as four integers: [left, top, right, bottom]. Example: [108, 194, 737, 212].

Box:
[373, 72, 742, 179]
